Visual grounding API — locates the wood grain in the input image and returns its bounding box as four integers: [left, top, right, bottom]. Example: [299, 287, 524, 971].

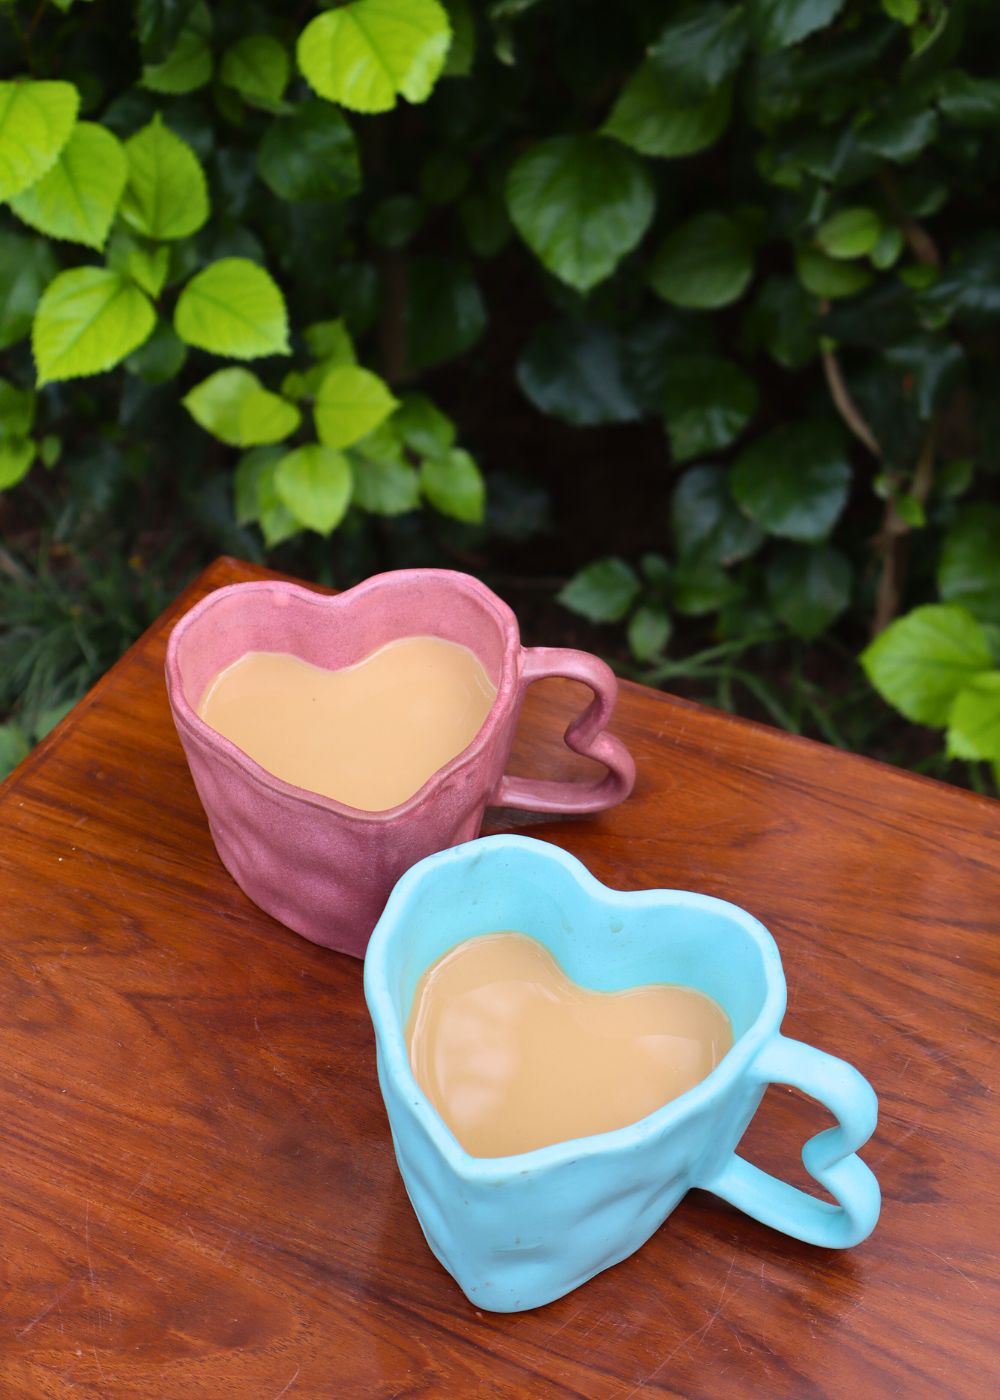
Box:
[1, 556, 997, 1400]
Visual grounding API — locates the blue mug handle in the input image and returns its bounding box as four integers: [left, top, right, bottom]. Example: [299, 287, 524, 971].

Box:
[701, 1034, 881, 1248]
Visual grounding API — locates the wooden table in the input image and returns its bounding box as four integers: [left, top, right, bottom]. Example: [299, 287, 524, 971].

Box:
[1, 557, 997, 1399]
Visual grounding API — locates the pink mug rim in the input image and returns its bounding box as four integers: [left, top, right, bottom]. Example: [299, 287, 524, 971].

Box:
[164, 570, 523, 825]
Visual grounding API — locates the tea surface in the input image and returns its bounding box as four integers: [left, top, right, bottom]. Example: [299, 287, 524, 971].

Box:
[407, 931, 733, 1158]
[197, 637, 496, 811]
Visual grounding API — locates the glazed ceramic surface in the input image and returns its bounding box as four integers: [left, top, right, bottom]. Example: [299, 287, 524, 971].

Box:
[364, 835, 881, 1313]
[165, 573, 634, 957]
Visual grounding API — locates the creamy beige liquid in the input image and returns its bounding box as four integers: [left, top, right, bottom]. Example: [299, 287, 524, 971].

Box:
[197, 637, 496, 810]
[407, 931, 733, 1158]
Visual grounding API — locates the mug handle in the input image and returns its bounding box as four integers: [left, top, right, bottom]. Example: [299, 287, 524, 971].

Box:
[700, 1034, 881, 1248]
[493, 646, 636, 815]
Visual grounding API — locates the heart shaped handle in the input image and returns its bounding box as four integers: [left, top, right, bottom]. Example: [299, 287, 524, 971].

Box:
[492, 646, 635, 815]
[700, 1034, 881, 1248]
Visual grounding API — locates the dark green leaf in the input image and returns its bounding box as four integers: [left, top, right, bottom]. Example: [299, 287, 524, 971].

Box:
[0, 232, 57, 350]
[135, 0, 196, 63]
[860, 91, 938, 162]
[946, 672, 1000, 760]
[671, 560, 739, 615]
[628, 605, 671, 661]
[884, 334, 964, 420]
[649, 4, 748, 100]
[938, 505, 1000, 626]
[621, 312, 717, 409]
[257, 100, 361, 203]
[936, 71, 1000, 127]
[458, 189, 511, 258]
[662, 355, 757, 462]
[558, 558, 641, 623]
[861, 604, 992, 726]
[766, 543, 851, 638]
[731, 420, 851, 542]
[125, 321, 187, 383]
[870, 225, 905, 270]
[368, 195, 424, 249]
[420, 149, 470, 204]
[404, 257, 486, 370]
[936, 457, 974, 500]
[671, 464, 764, 565]
[745, 276, 818, 368]
[920, 235, 1000, 323]
[650, 212, 754, 310]
[603, 62, 732, 159]
[749, 0, 846, 51]
[517, 321, 643, 427]
[234, 445, 284, 526]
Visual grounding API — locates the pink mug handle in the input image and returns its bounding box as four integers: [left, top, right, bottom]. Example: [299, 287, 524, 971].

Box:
[493, 647, 636, 814]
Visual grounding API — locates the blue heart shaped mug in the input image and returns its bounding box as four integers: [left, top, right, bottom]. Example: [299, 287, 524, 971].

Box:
[364, 835, 880, 1312]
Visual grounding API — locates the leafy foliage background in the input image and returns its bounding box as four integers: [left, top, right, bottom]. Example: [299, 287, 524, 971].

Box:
[1, 0, 999, 788]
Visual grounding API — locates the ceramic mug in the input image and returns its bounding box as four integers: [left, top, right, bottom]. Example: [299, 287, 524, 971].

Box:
[165, 572, 634, 957]
[364, 834, 881, 1313]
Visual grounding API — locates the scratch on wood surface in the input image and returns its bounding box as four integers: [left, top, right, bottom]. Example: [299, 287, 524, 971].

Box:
[17, 1279, 78, 1337]
[273, 1365, 300, 1398]
[616, 1254, 739, 1397]
[84, 1202, 96, 1291]
[922, 1247, 982, 1292]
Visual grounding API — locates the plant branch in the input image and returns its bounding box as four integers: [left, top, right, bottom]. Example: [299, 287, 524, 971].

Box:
[871, 426, 936, 637]
[821, 341, 882, 459]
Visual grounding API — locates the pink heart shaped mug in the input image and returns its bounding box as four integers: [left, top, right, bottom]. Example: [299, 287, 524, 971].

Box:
[164, 570, 635, 957]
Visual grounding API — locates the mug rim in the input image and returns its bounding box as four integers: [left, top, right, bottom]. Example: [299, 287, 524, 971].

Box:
[364, 834, 788, 1181]
[164, 570, 522, 823]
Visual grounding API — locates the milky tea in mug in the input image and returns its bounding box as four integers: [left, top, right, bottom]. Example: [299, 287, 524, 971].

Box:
[197, 636, 497, 811]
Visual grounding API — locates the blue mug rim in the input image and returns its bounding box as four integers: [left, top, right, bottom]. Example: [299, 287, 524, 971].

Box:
[364, 834, 787, 1182]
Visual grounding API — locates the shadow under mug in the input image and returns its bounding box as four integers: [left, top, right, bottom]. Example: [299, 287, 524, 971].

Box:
[364, 835, 881, 1313]
[164, 572, 635, 957]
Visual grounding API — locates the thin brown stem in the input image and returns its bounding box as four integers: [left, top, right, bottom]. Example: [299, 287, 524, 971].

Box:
[871, 427, 936, 637]
[821, 343, 882, 459]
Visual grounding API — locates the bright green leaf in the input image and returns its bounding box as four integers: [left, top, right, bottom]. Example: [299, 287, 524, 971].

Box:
[662, 354, 757, 461]
[221, 35, 290, 107]
[234, 444, 284, 525]
[394, 393, 455, 456]
[142, 4, 212, 94]
[256, 99, 361, 203]
[126, 246, 169, 299]
[10, 122, 126, 251]
[731, 420, 851, 542]
[351, 453, 421, 514]
[275, 444, 353, 534]
[671, 464, 763, 566]
[120, 113, 209, 241]
[313, 365, 398, 449]
[420, 448, 485, 523]
[174, 258, 289, 358]
[604, 63, 732, 160]
[256, 455, 300, 547]
[648, 5, 748, 100]
[517, 320, 643, 428]
[0, 438, 34, 490]
[766, 543, 852, 639]
[297, 0, 451, 114]
[749, 0, 846, 51]
[895, 492, 926, 529]
[0, 722, 30, 778]
[304, 319, 356, 364]
[628, 606, 671, 662]
[558, 558, 641, 623]
[796, 246, 873, 299]
[32, 268, 155, 385]
[650, 212, 753, 310]
[0, 80, 79, 201]
[0, 232, 57, 350]
[861, 604, 993, 726]
[882, 0, 919, 21]
[816, 207, 882, 259]
[506, 135, 655, 293]
[938, 505, 1000, 626]
[947, 672, 1000, 760]
[182, 367, 300, 447]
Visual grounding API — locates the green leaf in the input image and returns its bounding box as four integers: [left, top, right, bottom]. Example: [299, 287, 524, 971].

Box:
[648, 4, 748, 100]
[233, 444, 284, 525]
[368, 194, 423, 248]
[126, 246, 169, 299]
[603, 62, 732, 159]
[662, 355, 757, 462]
[0, 378, 35, 438]
[0, 232, 57, 350]
[120, 113, 209, 241]
[861, 604, 993, 726]
[506, 135, 655, 294]
[135, 0, 196, 63]
[174, 258, 289, 358]
[351, 454, 421, 515]
[304, 319, 356, 364]
[731, 420, 851, 542]
[882, 0, 918, 21]
[870, 225, 904, 271]
[221, 35, 290, 107]
[749, 0, 846, 51]
[671, 464, 763, 566]
[256, 99, 361, 203]
[0, 722, 30, 778]
[0, 438, 34, 490]
[946, 672, 1000, 761]
[920, 235, 1000, 324]
[745, 276, 818, 369]
[420, 149, 470, 205]
[766, 543, 851, 639]
[795, 246, 873, 299]
[256, 455, 301, 547]
[404, 256, 486, 370]
[125, 320, 186, 383]
[393, 393, 455, 455]
[859, 93, 938, 163]
[0, 80, 79, 201]
[10, 122, 126, 251]
[274, 444, 353, 535]
[936, 71, 1000, 128]
[816, 207, 882, 260]
[517, 320, 643, 427]
[458, 188, 511, 258]
[894, 492, 926, 529]
[142, 4, 212, 95]
[32, 268, 155, 385]
[938, 505, 1000, 626]
[650, 212, 753, 310]
[628, 605, 672, 662]
[313, 365, 398, 449]
[297, 0, 451, 113]
[182, 368, 300, 447]
[884, 334, 964, 420]
[443, 0, 475, 76]
[421, 448, 485, 523]
[936, 457, 974, 500]
[671, 560, 739, 616]
[557, 558, 641, 623]
[39, 434, 61, 468]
